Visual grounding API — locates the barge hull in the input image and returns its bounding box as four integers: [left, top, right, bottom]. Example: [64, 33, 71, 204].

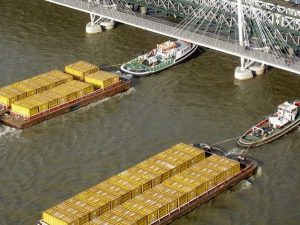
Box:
[1, 81, 131, 129]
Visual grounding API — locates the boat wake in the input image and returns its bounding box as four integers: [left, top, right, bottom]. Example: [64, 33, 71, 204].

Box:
[228, 147, 244, 155]
[239, 180, 252, 190]
[0, 125, 22, 139]
[254, 166, 263, 178]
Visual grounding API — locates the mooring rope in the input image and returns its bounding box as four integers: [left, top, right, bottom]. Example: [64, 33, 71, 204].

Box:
[242, 144, 252, 158]
[213, 136, 240, 145]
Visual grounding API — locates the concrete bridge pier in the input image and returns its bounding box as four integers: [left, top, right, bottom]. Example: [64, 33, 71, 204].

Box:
[249, 62, 265, 76]
[234, 57, 253, 80]
[86, 13, 102, 34]
[86, 13, 116, 33]
[235, 58, 266, 80]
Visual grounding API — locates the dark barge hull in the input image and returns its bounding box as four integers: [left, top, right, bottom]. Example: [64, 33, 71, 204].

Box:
[0, 81, 131, 129]
[152, 144, 258, 225]
[237, 119, 300, 148]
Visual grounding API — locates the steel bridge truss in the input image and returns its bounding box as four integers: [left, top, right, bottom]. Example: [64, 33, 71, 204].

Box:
[121, 0, 300, 47]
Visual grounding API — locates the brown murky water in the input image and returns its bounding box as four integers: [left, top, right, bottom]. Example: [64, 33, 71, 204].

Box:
[0, 1, 299, 225]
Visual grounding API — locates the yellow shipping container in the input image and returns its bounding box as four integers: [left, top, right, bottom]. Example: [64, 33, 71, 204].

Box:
[189, 166, 218, 189]
[173, 174, 208, 197]
[83, 219, 108, 225]
[49, 89, 69, 105]
[56, 202, 89, 225]
[154, 184, 187, 207]
[11, 100, 38, 117]
[143, 190, 178, 213]
[76, 191, 111, 215]
[84, 71, 119, 89]
[119, 171, 152, 193]
[100, 211, 134, 225]
[173, 143, 205, 156]
[0, 86, 26, 106]
[207, 155, 240, 175]
[33, 77, 55, 90]
[91, 186, 121, 210]
[157, 143, 206, 171]
[192, 161, 225, 185]
[128, 167, 160, 188]
[163, 178, 197, 201]
[134, 195, 169, 220]
[42, 208, 79, 225]
[138, 159, 171, 182]
[123, 200, 158, 224]
[52, 86, 77, 102]
[28, 97, 49, 113]
[65, 61, 99, 80]
[63, 80, 94, 98]
[48, 98, 58, 109]
[0, 69, 71, 107]
[66, 197, 100, 220]
[207, 162, 239, 180]
[204, 161, 234, 181]
[12, 82, 37, 96]
[161, 143, 205, 160]
[98, 181, 131, 205]
[49, 70, 73, 83]
[108, 176, 142, 198]
[112, 207, 147, 225]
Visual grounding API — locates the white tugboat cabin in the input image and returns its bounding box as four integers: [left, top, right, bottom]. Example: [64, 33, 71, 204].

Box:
[269, 102, 298, 128]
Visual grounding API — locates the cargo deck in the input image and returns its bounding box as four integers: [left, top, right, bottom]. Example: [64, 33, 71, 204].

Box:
[0, 61, 131, 129]
[38, 143, 258, 225]
[0, 81, 131, 129]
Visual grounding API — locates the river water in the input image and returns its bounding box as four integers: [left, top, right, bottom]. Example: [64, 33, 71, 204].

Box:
[0, 1, 299, 225]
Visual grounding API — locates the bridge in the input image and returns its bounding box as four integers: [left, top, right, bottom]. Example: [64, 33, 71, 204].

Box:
[45, 0, 300, 78]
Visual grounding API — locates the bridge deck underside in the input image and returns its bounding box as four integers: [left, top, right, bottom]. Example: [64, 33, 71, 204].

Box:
[46, 0, 300, 75]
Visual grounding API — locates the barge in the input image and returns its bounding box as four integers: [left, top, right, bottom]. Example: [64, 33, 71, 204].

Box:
[38, 143, 257, 225]
[238, 100, 300, 147]
[0, 61, 131, 129]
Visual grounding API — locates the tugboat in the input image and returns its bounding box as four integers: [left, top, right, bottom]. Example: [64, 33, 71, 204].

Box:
[120, 40, 198, 76]
[238, 100, 300, 147]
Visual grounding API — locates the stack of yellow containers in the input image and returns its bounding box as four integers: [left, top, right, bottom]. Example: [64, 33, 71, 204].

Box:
[12, 81, 39, 97]
[42, 144, 205, 225]
[10, 99, 39, 117]
[50, 80, 94, 102]
[0, 86, 27, 107]
[11, 70, 73, 98]
[31, 70, 73, 90]
[63, 80, 95, 98]
[10, 80, 94, 117]
[0, 70, 72, 108]
[65, 61, 99, 80]
[85, 154, 241, 225]
[84, 71, 119, 89]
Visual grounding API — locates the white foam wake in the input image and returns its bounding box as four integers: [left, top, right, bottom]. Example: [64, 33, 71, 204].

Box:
[239, 180, 252, 190]
[0, 125, 22, 139]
